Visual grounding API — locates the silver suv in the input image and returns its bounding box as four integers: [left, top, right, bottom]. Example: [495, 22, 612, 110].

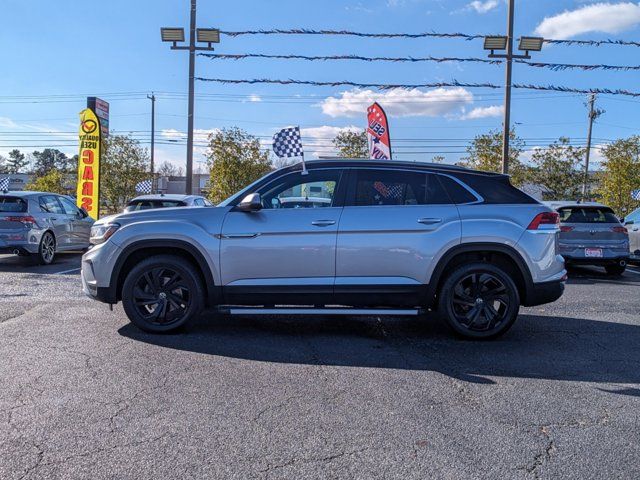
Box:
[82, 160, 566, 339]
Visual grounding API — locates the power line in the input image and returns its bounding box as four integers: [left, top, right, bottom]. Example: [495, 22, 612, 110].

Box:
[196, 77, 640, 98]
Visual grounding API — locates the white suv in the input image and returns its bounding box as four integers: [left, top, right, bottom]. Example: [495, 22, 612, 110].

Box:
[82, 160, 566, 339]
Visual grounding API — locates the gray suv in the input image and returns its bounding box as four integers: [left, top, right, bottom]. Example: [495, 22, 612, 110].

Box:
[82, 160, 566, 339]
[1, 191, 94, 264]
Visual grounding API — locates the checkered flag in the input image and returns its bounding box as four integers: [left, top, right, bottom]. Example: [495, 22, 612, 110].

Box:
[0, 177, 9, 192]
[135, 179, 153, 194]
[273, 126, 304, 158]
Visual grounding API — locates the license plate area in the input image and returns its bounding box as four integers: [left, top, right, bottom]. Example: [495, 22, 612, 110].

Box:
[585, 248, 603, 258]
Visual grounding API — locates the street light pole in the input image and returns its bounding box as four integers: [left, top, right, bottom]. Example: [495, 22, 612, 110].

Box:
[582, 93, 604, 201]
[501, 0, 515, 175]
[147, 93, 156, 191]
[160, 8, 220, 195]
[186, 0, 197, 195]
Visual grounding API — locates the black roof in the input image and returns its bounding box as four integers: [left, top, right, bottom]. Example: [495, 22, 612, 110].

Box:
[282, 159, 506, 178]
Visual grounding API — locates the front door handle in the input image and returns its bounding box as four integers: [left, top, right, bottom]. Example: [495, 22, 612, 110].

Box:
[418, 218, 442, 225]
[311, 220, 336, 227]
[220, 233, 261, 239]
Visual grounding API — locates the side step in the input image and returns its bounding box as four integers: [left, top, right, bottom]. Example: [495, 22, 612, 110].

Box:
[219, 307, 424, 316]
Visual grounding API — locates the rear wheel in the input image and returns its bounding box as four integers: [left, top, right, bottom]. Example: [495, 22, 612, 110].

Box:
[438, 263, 520, 340]
[36, 232, 56, 265]
[605, 263, 626, 276]
[122, 255, 204, 333]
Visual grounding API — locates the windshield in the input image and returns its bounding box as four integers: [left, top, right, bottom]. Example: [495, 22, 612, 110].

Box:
[0, 196, 28, 213]
[558, 207, 619, 224]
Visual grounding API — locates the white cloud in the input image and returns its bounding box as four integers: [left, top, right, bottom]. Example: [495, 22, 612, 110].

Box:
[467, 0, 499, 14]
[461, 105, 504, 120]
[535, 2, 640, 39]
[160, 128, 218, 142]
[247, 94, 262, 103]
[319, 88, 474, 118]
[300, 125, 362, 158]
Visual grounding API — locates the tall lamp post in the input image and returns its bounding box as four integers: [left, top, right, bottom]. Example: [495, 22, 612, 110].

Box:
[483, 1, 544, 175]
[161, 2, 219, 194]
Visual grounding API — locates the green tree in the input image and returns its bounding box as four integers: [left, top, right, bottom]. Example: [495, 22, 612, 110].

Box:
[460, 129, 528, 187]
[101, 135, 150, 213]
[6, 149, 29, 174]
[431, 155, 445, 164]
[597, 136, 640, 216]
[25, 169, 69, 195]
[32, 149, 68, 177]
[528, 138, 585, 201]
[333, 130, 368, 158]
[205, 127, 272, 204]
[0, 155, 7, 174]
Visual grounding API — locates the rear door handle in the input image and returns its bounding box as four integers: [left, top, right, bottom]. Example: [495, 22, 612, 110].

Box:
[418, 218, 442, 225]
[311, 220, 336, 227]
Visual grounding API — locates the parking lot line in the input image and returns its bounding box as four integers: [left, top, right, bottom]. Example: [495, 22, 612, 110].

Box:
[627, 268, 640, 275]
[52, 267, 81, 275]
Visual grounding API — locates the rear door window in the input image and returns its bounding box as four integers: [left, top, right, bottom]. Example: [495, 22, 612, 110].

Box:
[0, 196, 28, 213]
[351, 170, 454, 206]
[559, 207, 620, 223]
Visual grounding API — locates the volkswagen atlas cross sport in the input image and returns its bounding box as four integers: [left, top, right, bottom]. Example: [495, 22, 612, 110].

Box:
[82, 160, 566, 340]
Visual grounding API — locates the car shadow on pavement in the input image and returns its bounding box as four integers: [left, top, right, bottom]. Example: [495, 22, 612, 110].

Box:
[119, 313, 640, 386]
[0, 253, 83, 274]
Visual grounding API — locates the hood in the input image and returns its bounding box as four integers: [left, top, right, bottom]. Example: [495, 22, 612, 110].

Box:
[94, 206, 225, 227]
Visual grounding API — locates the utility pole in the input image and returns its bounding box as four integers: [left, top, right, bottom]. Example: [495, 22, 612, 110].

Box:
[501, 0, 515, 175]
[160, 3, 219, 194]
[582, 93, 604, 201]
[147, 93, 156, 192]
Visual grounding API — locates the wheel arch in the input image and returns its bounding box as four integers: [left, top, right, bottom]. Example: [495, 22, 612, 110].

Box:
[109, 239, 219, 306]
[426, 243, 534, 308]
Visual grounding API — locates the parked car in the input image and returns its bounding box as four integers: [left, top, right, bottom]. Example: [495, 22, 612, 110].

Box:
[124, 194, 213, 212]
[0, 191, 94, 264]
[621, 206, 640, 263]
[547, 202, 629, 275]
[82, 160, 566, 339]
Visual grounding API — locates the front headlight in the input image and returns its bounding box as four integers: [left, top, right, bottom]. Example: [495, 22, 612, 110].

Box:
[90, 222, 120, 245]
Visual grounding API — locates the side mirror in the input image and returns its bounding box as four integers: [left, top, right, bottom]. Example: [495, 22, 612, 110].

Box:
[625, 219, 634, 226]
[237, 193, 262, 212]
[78, 208, 89, 218]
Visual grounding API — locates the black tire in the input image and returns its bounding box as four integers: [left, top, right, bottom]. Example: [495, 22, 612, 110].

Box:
[121, 255, 204, 333]
[605, 264, 626, 276]
[36, 231, 56, 265]
[438, 262, 520, 340]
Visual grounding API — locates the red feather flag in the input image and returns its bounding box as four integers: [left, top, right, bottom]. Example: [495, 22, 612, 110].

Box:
[367, 102, 392, 160]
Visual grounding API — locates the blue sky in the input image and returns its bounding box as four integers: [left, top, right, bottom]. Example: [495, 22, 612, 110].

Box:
[2, 0, 640, 170]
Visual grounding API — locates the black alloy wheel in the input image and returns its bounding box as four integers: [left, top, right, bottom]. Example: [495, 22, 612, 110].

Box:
[122, 255, 203, 333]
[439, 263, 520, 339]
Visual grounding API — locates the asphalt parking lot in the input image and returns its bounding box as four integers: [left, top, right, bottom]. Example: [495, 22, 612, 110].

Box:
[1, 254, 639, 479]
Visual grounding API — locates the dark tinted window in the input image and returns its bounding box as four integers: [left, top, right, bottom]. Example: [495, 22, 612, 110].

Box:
[454, 173, 538, 204]
[0, 196, 28, 213]
[39, 195, 64, 214]
[353, 170, 452, 206]
[559, 207, 620, 224]
[436, 175, 477, 204]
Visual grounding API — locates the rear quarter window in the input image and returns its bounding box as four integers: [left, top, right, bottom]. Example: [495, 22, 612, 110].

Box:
[454, 173, 538, 204]
[0, 196, 28, 213]
[436, 175, 477, 204]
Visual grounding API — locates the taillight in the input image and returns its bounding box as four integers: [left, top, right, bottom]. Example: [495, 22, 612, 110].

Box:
[560, 226, 574, 233]
[527, 212, 559, 230]
[611, 226, 628, 234]
[3, 216, 37, 227]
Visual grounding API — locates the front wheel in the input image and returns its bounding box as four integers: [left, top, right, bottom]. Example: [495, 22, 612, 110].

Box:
[438, 263, 520, 340]
[122, 255, 204, 333]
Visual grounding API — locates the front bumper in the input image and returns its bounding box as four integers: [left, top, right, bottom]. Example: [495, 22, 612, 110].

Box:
[81, 241, 122, 304]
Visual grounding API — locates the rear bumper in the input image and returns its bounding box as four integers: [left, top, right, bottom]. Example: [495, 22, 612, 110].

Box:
[523, 279, 566, 307]
[564, 256, 629, 266]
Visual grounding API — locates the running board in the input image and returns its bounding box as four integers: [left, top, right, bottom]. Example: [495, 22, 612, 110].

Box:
[219, 307, 423, 316]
